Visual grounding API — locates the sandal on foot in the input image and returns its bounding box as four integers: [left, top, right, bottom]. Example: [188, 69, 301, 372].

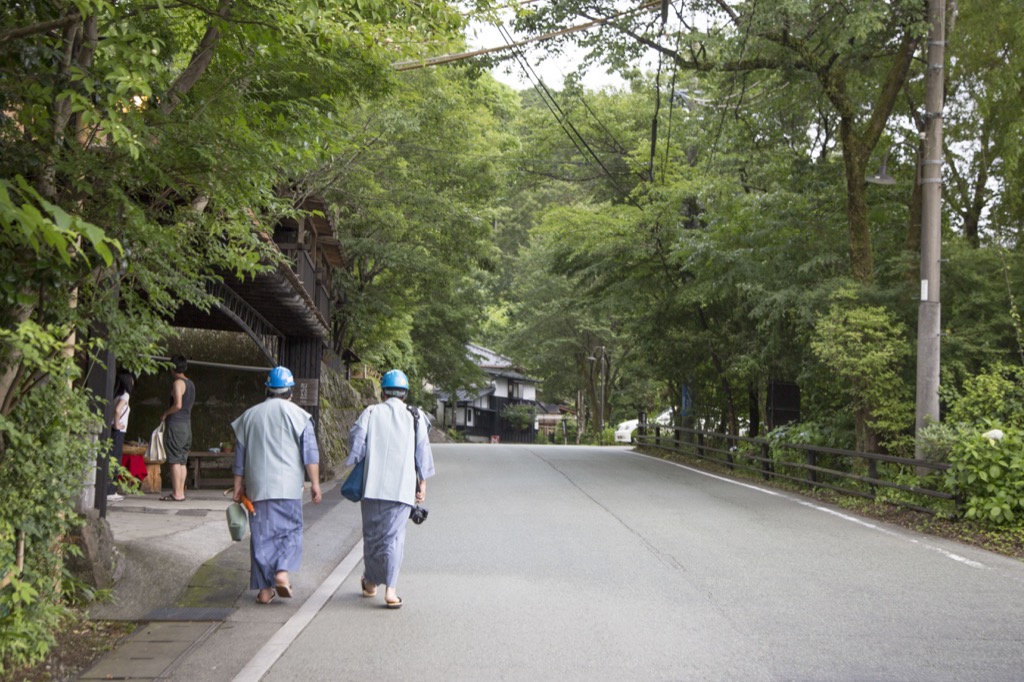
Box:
[385, 596, 403, 609]
[256, 591, 276, 605]
[361, 577, 377, 598]
[274, 582, 293, 599]
[159, 494, 185, 501]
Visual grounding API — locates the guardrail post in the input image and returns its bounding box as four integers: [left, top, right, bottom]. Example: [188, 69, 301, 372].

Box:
[726, 435, 735, 470]
[868, 457, 878, 499]
[761, 441, 771, 481]
[697, 432, 704, 458]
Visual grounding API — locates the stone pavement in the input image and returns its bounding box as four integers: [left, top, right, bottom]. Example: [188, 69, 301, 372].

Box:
[89, 487, 241, 622]
[81, 483, 345, 681]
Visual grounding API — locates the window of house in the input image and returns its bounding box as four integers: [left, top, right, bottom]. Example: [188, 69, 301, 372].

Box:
[466, 408, 474, 426]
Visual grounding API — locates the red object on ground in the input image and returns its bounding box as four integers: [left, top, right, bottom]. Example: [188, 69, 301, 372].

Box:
[121, 454, 148, 481]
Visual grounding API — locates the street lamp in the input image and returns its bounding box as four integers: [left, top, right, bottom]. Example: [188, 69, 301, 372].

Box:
[588, 346, 606, 445]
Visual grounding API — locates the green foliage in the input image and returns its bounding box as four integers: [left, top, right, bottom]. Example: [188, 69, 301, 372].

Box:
[915, 421, 961, 464]
[873, 469, 955, 517]
[600, 424, 616, 445]
[766, 422, 854, 480]
[945, 427, 1024, 526]
[500, 403, 537, 431]
[0, 379, 102, 671]
[923, 364, 1024, 526]
[318, 68, 515, 395]
[0, 176, 120, 277]
[945, 364, 1024, 430]
[0, 0, 475, 665]
[810, 290, 913, 453]
[561, 417, 579, 445]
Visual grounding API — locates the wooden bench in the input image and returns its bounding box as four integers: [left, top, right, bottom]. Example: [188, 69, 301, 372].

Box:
[187, 451, 236, 490]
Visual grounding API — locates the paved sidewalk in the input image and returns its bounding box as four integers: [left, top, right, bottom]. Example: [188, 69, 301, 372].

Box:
[81, 482, 351, 681]
[89, 488, 240, 622]
[79, 488, 244, 680]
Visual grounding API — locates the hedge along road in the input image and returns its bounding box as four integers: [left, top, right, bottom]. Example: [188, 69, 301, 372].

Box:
[210, 443, 1024, 681]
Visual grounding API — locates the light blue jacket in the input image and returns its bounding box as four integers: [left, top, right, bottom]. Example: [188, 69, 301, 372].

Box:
[231, 397, 314, 501]
[347, 398, 435, 506]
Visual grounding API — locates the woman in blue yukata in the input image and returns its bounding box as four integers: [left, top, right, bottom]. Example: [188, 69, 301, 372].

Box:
[231, 366, 323, 605]
[347, 369, 435, 609]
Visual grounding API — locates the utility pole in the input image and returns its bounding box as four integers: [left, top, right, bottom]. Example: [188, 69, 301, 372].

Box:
[588, 346, 607, 445]
[599, 345, 606, 445]
[915, 0, 946, 464]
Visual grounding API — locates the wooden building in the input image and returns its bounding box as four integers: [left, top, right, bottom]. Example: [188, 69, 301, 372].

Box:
[167, 194, 343, 422]
[434, 344, 539, 444]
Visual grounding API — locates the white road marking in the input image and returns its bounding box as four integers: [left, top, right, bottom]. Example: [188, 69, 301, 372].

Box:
[637, 451, 988, 570]
[232, 540, 364, 682]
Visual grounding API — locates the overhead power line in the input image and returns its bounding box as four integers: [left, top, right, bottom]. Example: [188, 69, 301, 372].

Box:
[494, 23, 636, 202]
[393, 2, 661, 72]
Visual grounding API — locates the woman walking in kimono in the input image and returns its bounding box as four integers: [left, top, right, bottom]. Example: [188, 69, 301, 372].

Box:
[347, 369, 435, 609]
[232, 366, 322, 605]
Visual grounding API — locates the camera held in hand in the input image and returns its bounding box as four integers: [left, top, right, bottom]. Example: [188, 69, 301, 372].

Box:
[409, 505, 429, 525]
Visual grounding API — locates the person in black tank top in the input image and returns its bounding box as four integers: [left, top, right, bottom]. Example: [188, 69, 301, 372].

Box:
[160, 355, 194, 501]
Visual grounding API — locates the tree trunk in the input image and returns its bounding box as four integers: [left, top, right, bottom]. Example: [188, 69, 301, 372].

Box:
[695, 305, 739, 434]
[840, 123, 874, 283]
[158, 0, 233, 115]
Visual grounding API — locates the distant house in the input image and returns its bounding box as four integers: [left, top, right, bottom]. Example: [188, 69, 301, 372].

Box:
[535, 401, 575, 444]
[435, 343, 539, 443]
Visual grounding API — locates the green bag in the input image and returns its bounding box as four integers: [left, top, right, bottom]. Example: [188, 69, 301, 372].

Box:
[226, 502, 248, 542]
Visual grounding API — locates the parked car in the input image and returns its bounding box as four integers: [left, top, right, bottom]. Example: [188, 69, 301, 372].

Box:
[614, 409, 674, 444]
[614, 419, 639, 443]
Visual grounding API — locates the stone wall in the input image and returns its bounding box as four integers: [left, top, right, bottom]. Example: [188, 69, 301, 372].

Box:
[316, 367, 381, 479]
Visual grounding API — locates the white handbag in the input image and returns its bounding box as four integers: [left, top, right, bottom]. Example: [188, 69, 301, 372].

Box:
[145, 423, 167, 464]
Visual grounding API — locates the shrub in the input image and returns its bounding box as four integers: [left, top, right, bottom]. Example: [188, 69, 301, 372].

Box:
[500, 403, 537, 431]
[915, 421, 960, 463]
[810, 294, 913, 454]
[944, 425, 1024, 525]
[946, 364, 1024, 430]
[0, 378, 103, 672]
[767, 421, 856, 478]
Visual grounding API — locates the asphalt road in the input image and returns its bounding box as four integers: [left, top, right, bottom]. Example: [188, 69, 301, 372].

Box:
[168, 443, 1024, 681]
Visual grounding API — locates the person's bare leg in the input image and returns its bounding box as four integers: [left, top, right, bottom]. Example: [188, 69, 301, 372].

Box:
[274, 570, 292, 597]
[171, 463, 186, 499]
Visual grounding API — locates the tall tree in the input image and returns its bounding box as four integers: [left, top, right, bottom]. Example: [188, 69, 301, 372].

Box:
[310, 69, 518, 394]
[514, 0, 929, 283]
[942, 0, 1024, 247]
[0, 0, 468, 665]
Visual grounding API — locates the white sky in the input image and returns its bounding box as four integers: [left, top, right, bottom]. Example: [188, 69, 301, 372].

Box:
[465, 20, 628, 91]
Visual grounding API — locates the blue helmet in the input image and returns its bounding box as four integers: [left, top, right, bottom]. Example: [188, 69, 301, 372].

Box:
[381, 369, 409, 391]
[266, 366, 295, 389]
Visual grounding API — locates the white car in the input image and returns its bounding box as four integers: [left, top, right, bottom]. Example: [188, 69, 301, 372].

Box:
[614, 419, 639, 443]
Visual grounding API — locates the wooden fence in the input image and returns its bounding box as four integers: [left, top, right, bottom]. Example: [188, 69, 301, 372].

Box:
[635, 424, 956, 515]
